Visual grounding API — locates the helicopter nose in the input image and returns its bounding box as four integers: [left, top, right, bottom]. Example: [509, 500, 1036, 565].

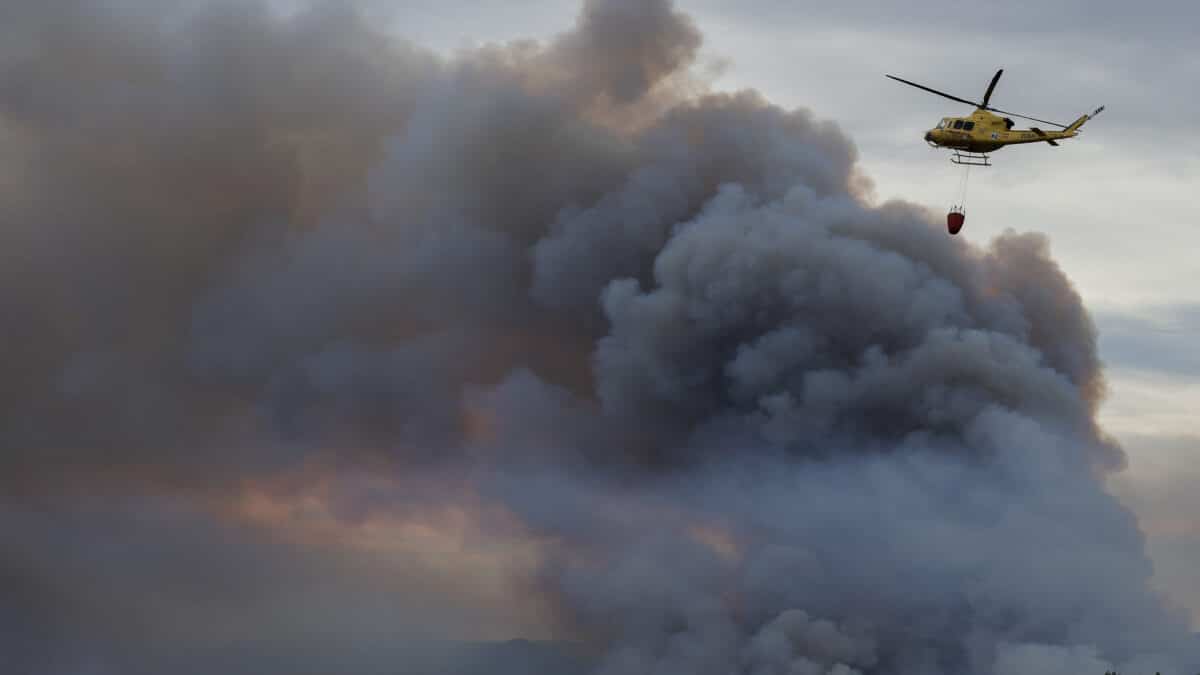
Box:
[924, 131, 933, 142]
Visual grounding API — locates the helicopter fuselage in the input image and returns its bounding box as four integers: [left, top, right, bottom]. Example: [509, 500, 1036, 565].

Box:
[924, 109, 1080, 153]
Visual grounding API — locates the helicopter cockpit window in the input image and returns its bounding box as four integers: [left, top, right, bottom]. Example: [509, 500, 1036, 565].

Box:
[953, 120, 964, 129]
[936, 120, 946, 129]
[963, 121, 975, 131]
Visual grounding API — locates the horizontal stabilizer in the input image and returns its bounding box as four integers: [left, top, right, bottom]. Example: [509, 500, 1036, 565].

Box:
[1031, 127, 1060, 146]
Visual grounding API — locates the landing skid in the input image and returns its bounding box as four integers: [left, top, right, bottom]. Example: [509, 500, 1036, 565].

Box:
[950, 150, 991, 166]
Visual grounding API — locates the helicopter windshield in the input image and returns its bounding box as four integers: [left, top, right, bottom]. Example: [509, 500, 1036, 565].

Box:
[936, 119, 947, 129]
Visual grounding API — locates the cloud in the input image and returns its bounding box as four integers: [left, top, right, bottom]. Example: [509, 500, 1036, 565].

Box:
[1, 1, 1196, 674]
[1096, 305, 1200, 380]
[678, 0, 1200, 41]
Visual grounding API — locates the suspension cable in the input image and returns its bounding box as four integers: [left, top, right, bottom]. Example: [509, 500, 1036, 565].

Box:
[954, 163, 971, 210]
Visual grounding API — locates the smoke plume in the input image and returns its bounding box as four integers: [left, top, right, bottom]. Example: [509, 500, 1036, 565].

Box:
[1, 1, 1196, 674]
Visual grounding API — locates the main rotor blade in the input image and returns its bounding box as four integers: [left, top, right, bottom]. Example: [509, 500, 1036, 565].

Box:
[886, 74, 980, 108]
[981, 69, 1003, 108]
[984, 106, 1068, 128]
[888, 72, 1069, 127]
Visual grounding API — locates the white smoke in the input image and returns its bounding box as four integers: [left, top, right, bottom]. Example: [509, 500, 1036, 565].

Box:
[1, 1, 1196, 674]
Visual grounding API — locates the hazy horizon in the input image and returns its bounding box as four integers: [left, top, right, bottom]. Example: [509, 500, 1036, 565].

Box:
[2, 1, 1197, 674]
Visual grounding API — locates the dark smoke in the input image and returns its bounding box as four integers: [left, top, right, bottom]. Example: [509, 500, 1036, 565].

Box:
[1, 1, 1196, 674]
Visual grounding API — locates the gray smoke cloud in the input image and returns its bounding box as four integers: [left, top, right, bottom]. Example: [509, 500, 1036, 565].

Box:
[1, 1, 1196, 674]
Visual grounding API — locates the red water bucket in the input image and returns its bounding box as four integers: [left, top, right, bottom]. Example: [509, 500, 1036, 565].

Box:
[947, 210, 965, 235]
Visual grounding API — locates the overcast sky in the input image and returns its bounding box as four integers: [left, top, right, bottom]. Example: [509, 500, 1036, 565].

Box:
[5, 4, 1195, 671]
[313, 0, 1200, 624]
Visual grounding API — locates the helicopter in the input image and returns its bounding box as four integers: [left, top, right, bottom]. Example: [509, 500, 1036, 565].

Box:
[887, 68, 1103, 235]
[887, 69, 1104, 167]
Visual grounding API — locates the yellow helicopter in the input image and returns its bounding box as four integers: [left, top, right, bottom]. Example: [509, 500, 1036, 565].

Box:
[887, 69, 1104, 167]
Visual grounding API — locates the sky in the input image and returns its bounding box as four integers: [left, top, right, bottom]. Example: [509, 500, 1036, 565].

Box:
[3, 1, 1199, 673]
[342, 0, 1200, 626]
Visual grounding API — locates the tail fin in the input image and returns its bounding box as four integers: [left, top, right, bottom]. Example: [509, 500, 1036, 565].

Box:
[1066, 105, 1105, 133]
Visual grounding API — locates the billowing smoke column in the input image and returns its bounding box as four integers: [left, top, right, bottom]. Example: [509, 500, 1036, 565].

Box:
[1, 1, 1196, 674]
